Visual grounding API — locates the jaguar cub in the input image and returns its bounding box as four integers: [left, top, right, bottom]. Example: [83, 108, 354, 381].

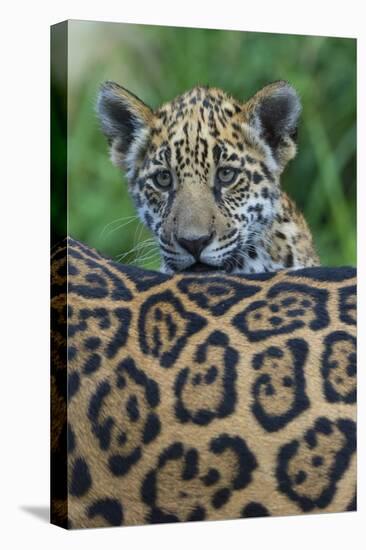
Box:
[97, 81, 319, 274]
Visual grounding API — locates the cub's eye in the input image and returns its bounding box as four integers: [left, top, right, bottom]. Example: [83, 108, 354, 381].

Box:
[153, 170, 173, 189]
[216, 167, 238, 185]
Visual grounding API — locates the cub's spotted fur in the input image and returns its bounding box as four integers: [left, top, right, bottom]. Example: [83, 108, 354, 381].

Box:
[51, 239, 356, 529]
[97, 81, 319, 274]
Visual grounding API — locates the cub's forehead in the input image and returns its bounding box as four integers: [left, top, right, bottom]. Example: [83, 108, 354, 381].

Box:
[157, 86, 242, 118]
[150, 86, 246, 147]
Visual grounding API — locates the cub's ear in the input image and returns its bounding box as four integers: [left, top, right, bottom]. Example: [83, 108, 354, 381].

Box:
[245, 81, 301, 173]
[97, 81, 153, 170]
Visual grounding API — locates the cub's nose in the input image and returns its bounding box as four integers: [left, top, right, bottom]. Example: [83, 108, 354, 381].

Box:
[177, 233, 213, 260]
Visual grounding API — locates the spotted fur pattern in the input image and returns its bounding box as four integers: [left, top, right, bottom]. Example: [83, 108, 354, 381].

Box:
[51, 239, 356, 529]
[97, 81, 319, 274]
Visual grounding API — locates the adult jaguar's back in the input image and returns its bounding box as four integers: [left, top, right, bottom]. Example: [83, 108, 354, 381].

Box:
[51, 239, 356, 528]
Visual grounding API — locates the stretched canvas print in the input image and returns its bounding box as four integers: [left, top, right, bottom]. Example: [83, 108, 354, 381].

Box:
[51, 20, 357, 529]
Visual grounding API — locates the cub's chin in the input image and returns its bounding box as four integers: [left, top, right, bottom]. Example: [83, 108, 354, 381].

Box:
[181, 261, 221, 274]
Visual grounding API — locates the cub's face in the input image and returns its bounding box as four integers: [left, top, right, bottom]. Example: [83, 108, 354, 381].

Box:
[97, 82, 301, 273]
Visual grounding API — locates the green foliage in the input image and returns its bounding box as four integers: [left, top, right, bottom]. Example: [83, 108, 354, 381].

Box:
[62, 22, 356, 269]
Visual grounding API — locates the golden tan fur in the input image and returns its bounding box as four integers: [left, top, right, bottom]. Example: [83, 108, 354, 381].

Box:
[51, 239, 356, 528]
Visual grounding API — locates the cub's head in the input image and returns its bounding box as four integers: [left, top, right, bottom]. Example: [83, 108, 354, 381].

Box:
[97, 82, 301, 273]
